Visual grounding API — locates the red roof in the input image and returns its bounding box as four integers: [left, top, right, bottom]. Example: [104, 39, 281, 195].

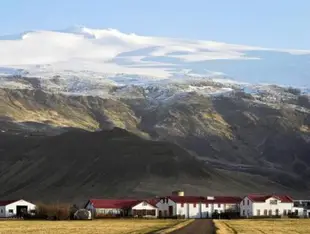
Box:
[211, 196, 242, 204]
[0, 200, 18, 206]
[87, 199, 158, 209]
[163, 196, 242, 204]
[88, 199, 138, 209]
[247, 194, 293, 203]
[145, 198, 160, 207]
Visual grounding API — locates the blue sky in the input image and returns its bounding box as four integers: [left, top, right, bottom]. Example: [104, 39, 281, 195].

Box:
[0, 0, 309, 49]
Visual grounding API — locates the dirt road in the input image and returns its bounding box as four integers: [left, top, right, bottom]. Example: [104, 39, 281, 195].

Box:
[169, 219, 216, 234]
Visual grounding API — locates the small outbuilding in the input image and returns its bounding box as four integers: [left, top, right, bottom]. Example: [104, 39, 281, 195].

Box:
[0, 199, 36, 218]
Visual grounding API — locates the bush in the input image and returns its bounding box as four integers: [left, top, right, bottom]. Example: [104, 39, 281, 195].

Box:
[34, 202, 71, 220]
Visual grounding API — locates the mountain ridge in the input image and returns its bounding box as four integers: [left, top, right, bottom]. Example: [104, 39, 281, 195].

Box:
[1, 85, 310, 201]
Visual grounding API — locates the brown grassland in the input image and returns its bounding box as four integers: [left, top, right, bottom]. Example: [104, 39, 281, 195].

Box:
[215, 219, 310, 234]
[0, 219, 190, 234]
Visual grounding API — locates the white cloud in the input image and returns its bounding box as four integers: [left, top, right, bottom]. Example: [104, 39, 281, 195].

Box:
[0, 27, 309, 79]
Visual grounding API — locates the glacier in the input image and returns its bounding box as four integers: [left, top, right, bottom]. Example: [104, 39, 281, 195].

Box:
[0, 26, 309, 88]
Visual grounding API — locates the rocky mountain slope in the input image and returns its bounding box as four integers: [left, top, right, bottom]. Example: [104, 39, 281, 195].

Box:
[1, 76, 310, 200]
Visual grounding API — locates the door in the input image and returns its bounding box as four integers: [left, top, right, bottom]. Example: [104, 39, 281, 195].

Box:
[16, 205, 28, 217]
[168, 206, 173, 217]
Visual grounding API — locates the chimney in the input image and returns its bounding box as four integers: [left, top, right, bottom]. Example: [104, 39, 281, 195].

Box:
[172, 190, 184, 196]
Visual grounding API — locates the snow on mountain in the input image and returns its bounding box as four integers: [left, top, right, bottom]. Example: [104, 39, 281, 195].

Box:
[0, 26, 309, 87]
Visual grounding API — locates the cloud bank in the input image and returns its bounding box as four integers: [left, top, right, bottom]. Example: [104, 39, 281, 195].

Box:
[0, 26, 310, 86]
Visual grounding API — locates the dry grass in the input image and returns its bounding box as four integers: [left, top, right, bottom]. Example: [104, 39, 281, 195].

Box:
[0, 219, 184, 234]
[215, 219, 310, 234]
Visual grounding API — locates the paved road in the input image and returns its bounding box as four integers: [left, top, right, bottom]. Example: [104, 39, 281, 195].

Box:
[169, 219, 216, 234]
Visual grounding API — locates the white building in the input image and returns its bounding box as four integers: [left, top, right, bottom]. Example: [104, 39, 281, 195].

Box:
[240, 194, 294, 217]
[156, 194, 241, 218]
[131, 201, 158, 218]
[85, 199, 158, 218]
[0, 199, 36, 218]
[293, 200, 310, 218]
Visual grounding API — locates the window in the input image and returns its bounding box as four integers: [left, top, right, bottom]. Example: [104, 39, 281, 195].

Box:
[268, 210, 272, 216]
[218, 204, 221, 208]
[0, 209, 3, 213]
[247, 200, 249, 205]
[295, 210, 298, 215]
[164, 210, 167, 217]
[8, 209, 13, 213]
[242, 210, 245, 216]
[256, 209, 260, 216]
[270, 200, 278, 205]
[288, 210, 291, 214]
[142, 202, 147, 206]
[181, 203, 184, 208]
[132, 209, 156, 216]
[264, 209, 268, 216]
[205, 203, 208, 208]
[275, 209, 279, 216]
[193, 203, 196, 208]
[283, 210, 287, 216]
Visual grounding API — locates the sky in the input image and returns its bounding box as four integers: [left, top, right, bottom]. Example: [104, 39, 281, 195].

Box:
[0, 0, 309, 49]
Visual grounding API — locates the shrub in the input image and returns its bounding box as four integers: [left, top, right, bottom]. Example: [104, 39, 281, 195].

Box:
[34, 202, 71, 220]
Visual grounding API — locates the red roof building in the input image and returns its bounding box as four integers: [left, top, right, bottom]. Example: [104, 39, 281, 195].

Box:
[246, 194, 293, 203]
[240, 194, 295, 217]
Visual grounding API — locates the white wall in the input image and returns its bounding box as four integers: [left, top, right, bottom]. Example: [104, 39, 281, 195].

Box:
[175, 203, 187, 218]
[292, 207, 304, 217]
[213, 203, 226, 213]
[240, 197, 253, 217]
[131, 201, 158, 217]
[187, 203, 201, 218]
[156, 198, 176, 217]
[240, 196, 294, 217]
[200, 203, 213, 218]
[85, 203, 121, 215]
[0, 200, 36, 218]
[253, 197, 293, 216]
[0, 206, 4, 218]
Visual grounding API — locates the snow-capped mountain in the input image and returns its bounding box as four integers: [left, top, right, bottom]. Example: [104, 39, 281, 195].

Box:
[0, 26, 309, 87]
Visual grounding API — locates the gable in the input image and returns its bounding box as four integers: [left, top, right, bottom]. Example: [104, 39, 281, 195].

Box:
[247, 194, 293, 203]
[131, 201, 157, 210]
[0, 199, 35, 207]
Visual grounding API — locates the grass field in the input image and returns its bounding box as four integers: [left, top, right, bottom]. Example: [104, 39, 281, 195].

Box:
[215, 219, 310, 234]
[0, 219, 189, 234]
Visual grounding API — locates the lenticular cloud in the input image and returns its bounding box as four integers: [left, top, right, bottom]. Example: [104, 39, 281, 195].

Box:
[0, 26, 310, 79]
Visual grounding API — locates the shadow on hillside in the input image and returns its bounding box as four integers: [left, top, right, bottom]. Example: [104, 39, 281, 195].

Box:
[212, 96, 310, 191]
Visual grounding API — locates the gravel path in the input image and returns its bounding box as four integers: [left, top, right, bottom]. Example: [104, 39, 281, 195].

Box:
[169, 219, 216, 234]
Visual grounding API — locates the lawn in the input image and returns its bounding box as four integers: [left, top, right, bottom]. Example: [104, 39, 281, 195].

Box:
[215, 219, 310, 234]
[0, 219, 189, 234]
